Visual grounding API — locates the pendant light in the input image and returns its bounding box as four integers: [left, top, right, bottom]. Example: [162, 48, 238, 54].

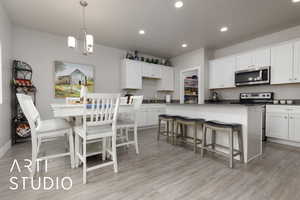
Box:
[67, 0, 94, 55]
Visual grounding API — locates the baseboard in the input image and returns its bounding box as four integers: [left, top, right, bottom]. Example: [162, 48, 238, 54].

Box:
[267, 138, 300, 148]
[0, 140, 11, 158]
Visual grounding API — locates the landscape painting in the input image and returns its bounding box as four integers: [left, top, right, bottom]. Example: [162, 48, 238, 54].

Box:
[54, 61, 94, 98]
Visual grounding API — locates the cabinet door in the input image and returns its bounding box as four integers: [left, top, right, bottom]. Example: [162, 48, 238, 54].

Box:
[209, 60, 223, 89]
[151, 65, 162, 79]
[266, 112, 289, 140]
[288, 113, 300, 142]
[293, 41, 300, 83]
[121, 60, 142, 89]
[221, 56, 236, 88]
[271, 43, 294, 84]
[236, 53, 252, 70]
[157, 67, 174, 91]
[252, 48, 271, 67]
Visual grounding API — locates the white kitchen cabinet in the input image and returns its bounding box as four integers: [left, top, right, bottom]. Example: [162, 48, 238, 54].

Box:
[142, 63, 162, 79]
[271, 42, 294, 84]
[157, 66, 174, 91]
[236, 48, 270, 71]
[293, 40, 300, 82]
[209, 56, 236, 89]
[266, 111, 289, 140]
[266, 105, 300, 143]
[252, 48, 271, 67]
[289, 113, 300, 142]
[121, 59, 142, 89]
[236, 53, 252, 71]
[136, 105, 166, 127]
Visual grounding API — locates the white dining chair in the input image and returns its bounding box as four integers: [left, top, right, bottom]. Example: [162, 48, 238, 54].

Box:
[74, 93, 120, 184]
[16, 94, 75, 177]
[117, 96, 143, 154]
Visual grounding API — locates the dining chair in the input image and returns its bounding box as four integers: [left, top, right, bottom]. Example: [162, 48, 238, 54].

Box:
[117, 96, 143, 154]
[16, 94, 75, 177]
[74, 93, 120, 184]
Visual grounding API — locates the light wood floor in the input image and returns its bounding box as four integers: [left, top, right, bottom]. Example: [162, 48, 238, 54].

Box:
[1, 128, 300, 200]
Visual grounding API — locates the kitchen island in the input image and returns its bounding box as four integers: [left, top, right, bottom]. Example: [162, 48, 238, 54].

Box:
[166, 103, 263, 163]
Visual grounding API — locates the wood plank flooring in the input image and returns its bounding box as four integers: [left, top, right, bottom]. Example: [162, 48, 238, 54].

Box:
[1, 128, 300, 200]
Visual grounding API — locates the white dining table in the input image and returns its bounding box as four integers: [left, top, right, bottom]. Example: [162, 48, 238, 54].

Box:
[51, 103, 134, 122]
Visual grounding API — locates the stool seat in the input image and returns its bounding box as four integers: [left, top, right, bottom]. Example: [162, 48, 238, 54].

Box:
[159, 114, 174, 119]
[181, 118, 205, 123]
[205, 120, 241, 129]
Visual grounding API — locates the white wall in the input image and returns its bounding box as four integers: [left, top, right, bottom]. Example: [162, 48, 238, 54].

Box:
[212, 25, 300, 100]
[12, 26, 168, 119]
[171, 48, 209, 101]
[0, 2, 12, 155]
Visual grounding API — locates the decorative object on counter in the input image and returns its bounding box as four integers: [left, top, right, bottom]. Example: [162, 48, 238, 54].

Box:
[210, 91, 219, 102]
[11, 60, 37, 144]
[287, 100, 294, 105]
[280, 100, 286, 104]
[165, 95, 171, 103]
[54, 61, 94, 98]
[273, 100, 279, 104]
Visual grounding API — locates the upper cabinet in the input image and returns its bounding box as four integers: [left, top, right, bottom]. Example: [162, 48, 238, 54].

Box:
[209, 56, 236, 89]
[142, 63, 162, 79]
[236, 48, 270, 71]
[271, 42, 294, 84]
[157, 67, 174, 91]
[121, 59, 142, 89]
[120, 59, 174, 91]
[293, 40, 300, 82]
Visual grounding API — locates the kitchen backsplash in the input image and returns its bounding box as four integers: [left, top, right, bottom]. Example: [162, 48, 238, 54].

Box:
[212, 83, 300, 100]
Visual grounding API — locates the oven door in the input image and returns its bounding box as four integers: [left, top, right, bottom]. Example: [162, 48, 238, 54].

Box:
[235, 67, 270, 86]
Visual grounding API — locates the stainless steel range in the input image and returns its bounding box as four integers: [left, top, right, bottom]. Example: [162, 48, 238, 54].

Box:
[239, 92, 274, 141]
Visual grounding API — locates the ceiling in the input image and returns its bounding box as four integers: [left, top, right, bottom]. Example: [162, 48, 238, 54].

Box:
[2, 0, 300, 58]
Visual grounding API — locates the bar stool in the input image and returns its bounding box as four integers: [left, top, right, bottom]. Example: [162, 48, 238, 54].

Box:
[175, 117, 205, 153]
[157, 114, 175, 143]
[201, 120, 244, 168]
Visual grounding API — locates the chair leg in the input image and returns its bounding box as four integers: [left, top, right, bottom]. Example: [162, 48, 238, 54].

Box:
[112, 134, 118, 173]
[125, 128, 129, 148]
[201, 126, 207, 158]
[166, 120, 170, 143]
[229, 129, 234, 168]
[212, 130, 216, 151]
[194, 124, 197, 153]
[82, 139, 87, 184]
[157, 119, 161, 141]
[175, 121, 179, 145]
[134, 125, 139, 154]
[237, 129, 244, 163]
[102, 138, 107, 161]
[68, 130, 75, 169]
[75, 134, 79, 168]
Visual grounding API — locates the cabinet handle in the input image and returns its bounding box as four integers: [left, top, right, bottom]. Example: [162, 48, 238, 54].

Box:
[290, 117, 294, 119]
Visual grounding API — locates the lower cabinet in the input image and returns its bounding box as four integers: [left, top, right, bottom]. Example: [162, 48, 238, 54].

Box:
[266, 105, 300, 142]
[137, 105, 166, 127]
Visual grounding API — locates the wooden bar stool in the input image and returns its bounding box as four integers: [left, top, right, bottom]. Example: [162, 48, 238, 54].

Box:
[157, 114, 175, 143]
[201, 120, 244, 168]
[175, 117, 205, 153]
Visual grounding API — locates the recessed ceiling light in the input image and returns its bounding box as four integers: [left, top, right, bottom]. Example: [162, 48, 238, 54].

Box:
[292, 0, 300, 3]
[182, 43, 188, 48]
[174, 1, 184, 8]
[139, 30, 145, 35]
[220, 26, 228, 32]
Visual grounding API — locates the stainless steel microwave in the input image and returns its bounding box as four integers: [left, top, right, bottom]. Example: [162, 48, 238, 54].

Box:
[235, 66, 270, 86]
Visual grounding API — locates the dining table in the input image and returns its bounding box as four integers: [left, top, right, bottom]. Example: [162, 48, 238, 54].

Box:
[50, 102, 135, 156]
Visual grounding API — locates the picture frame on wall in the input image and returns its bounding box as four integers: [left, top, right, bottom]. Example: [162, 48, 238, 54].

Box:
[54, 61, 94, 98]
